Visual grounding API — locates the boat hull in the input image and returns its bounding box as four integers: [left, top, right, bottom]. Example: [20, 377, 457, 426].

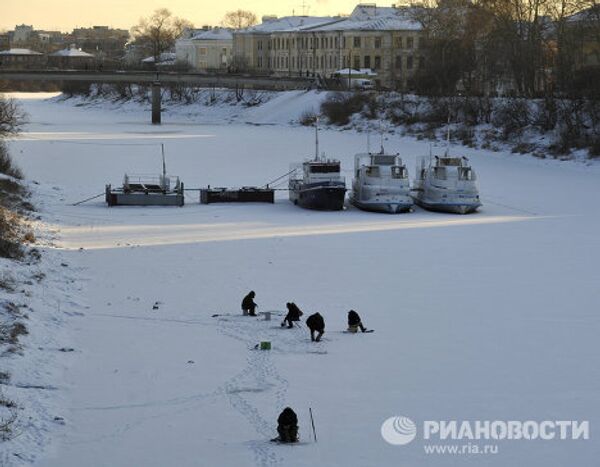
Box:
[349, 196, 413, 214]
[412, 196, 481, 214]
[290, 184, 346, 211]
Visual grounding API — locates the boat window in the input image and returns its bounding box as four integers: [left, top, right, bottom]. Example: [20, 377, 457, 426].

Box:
[366, 166, 380, 177]
[372, 155, 395, 166]
[438, 157, 462, 167]
[459, 167, 476, 180]
[391, 166, 405, 179]
[310, 164, 340, 173]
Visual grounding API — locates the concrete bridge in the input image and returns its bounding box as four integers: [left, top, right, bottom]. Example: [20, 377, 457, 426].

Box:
[0, 70, 316, 124]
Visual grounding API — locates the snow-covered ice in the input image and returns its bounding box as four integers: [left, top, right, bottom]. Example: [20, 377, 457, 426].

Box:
[2, 92, 600, 466]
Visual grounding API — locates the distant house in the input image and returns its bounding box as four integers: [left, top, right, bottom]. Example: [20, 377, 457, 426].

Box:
[0, 48, 45, 69]
[175, 28, 233, 71]
[48, 46, 95, 69]
[71, 26, 129, 60]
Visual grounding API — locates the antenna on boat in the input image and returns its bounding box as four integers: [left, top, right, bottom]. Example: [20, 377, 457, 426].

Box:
[445, 113, 451, 157]
[314, 117, 319, 161]
[161, 143, 166, 179]
[367, 126, 371, 153]
[380, 122, 384, 154]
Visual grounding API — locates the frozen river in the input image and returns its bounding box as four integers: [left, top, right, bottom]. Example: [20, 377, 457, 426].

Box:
[5, 93, 600, 467]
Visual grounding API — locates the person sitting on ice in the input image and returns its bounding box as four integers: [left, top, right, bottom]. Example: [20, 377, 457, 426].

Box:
[276, 407, 299, 443]
[306, 312, 325, 342]
[241, 291, 258, 316]
[347, 309, 367, 333]
[281, 302, 303, 328]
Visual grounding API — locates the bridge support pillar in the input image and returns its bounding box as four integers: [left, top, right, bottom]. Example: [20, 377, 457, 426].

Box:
[152, 81, 161, 124]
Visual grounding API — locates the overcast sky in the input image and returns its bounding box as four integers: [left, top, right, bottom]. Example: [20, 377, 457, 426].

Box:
[2, 0, 366, 32]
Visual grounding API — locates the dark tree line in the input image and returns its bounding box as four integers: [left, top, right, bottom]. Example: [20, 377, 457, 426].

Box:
[412, 0, 600, 97]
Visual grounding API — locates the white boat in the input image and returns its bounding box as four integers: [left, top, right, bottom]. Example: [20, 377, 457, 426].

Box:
[289, 122, 346, 211]
[412, 154, 481, 214]
[349, 149, 413, 213]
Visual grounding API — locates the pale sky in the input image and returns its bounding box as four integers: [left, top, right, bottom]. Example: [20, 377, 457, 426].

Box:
[1, 0, 367, 32]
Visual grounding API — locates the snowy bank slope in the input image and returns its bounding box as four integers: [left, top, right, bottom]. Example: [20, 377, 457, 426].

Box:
[4, 94, 600, 467]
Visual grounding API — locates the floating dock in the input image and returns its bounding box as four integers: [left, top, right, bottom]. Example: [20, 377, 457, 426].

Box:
[200, 186, 274, 204]
[106, 174, 184, 207]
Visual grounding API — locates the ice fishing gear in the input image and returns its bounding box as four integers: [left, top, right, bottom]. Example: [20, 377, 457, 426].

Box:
[309, 407, 317, 443]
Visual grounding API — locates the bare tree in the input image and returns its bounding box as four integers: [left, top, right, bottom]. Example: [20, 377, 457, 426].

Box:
[222, 10, 258, 29]
[131, 8, 193, 63]
[0, 97, 26, 138]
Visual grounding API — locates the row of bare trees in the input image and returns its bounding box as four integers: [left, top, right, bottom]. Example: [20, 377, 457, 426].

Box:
[129, 8, 257, 64]
[412, 0, 600, 97]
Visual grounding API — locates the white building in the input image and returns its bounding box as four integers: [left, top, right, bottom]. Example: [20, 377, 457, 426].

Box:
[175, 28, 233, 71]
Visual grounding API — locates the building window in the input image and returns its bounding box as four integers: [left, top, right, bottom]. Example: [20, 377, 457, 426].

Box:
[353, 55, 360, 69]
[419, 56, 425, 68]
[395, 55, 402, 70]
[199, 48, 207, 55]
[395, 37, 403, 48]
[364, 55, 371, 69]
[407, 55, 413, 69]
[374, 55, 381, 70]
[353, 37, 361, 48]
[375, 37, 381, 49]
[407, 37, 414, 49]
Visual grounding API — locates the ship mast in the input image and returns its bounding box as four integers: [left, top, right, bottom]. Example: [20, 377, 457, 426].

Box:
[445, 114, 451, 157]
[314, 117, 319, 161]
[161, 143, 166, 179]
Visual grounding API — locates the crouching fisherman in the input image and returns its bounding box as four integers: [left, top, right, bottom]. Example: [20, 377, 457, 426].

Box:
[306, 312, 325, 342]
[274, 407, 299, 443]
[347, 309, 367, 333]
[241, 291, 258, 316]
[281, 302, 303, 328]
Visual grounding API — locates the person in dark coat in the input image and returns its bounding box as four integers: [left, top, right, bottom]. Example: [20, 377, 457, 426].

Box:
[281, 302, 303, 328]
[306, 312, 325, 342]
[241, 291, 257, 316]
[347, 309, 367, 333]
[277, 407, 299, 443]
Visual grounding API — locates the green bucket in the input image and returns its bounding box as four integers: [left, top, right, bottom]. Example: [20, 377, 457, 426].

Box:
[260, 341, 271, 350]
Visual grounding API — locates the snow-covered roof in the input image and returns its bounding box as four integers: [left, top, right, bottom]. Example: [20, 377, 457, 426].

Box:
[566, 6, 600, 23]
[191, 28, 233, 41]
[0, 48, 43, 56]
[50, 47, 94, 58]
[142, 52, 177, 64]
[308, 6, 422, 32]
[333, 68, 378, 76]
[236, 16, 340, 34]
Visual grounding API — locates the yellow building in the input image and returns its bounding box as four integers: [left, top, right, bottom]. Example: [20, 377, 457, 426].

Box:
[233, 4, 424, 89]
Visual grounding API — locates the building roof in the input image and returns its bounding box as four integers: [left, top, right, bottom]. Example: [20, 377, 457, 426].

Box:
[308, 5, 422, 32]
[235, 6, 421, 35]
[142, 52, 177, 64]
[236, 16, 340, 34]
[333, 68, 378, 76]
[0, 48, 42, 56]
[191, 28, 233, 41]
[50, 47, 94, 58]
